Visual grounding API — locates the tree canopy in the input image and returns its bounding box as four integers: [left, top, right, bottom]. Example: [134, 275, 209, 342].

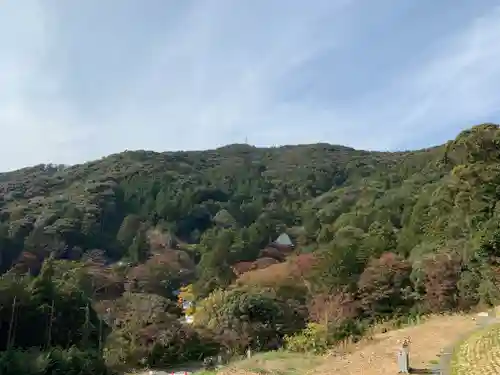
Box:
[2, 123, 500, 369]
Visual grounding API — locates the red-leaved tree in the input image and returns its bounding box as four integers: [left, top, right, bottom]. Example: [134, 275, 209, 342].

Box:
[421, 252, 462, 313]
[308, 291, 358, 327]
[357, 252, 413, 318]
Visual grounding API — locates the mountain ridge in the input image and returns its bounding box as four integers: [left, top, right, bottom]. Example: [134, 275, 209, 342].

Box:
[0, 123, 496, 277]
[2, 123, 500, 371]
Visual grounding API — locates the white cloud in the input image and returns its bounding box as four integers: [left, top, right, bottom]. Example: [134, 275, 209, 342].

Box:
[0, 1, 91, 171]
[354, 5, 500, 149]
[92, 0, 354, 152]
[253, 3, 500, 151]
[90, 1, 500, 153]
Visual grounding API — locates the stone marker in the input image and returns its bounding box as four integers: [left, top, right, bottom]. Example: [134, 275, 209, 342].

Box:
[397, 338, 410, 374]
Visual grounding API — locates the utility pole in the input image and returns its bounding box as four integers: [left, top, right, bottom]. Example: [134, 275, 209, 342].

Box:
[99, 308, 110, 352]
[46, 299, 55, 349]
[7, 296, 17, 349]
[83, 303, 90, 347]
[99, 316, 103, 352]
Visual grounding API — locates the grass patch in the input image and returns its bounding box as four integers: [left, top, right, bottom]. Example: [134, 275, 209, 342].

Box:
[221, 350, 322, 375]
[450, 323, 500, 375]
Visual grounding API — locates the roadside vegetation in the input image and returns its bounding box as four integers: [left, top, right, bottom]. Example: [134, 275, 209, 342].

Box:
[451, 323, 500, 375]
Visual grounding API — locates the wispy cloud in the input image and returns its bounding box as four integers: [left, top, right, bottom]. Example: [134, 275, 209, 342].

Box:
[0, 1, 92, 170]
[94, 0, 355, 152]
[375, 4, 500, 149]
[1, 1, 500, 170]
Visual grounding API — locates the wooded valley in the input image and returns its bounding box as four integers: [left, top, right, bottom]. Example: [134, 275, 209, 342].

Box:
[1, 123, 500, 373]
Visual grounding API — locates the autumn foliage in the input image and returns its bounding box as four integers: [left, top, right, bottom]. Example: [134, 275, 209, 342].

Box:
[238, 254, 314, 287]
[308, 292, 358, 326]
[126, 250, 194, 298]
[357, 252, 413, 318]
[4, 125, 500, 367]
[420, 252, 462, 313]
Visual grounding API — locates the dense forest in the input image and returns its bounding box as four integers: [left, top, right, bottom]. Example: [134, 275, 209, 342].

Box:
[2, 123, 500, 373]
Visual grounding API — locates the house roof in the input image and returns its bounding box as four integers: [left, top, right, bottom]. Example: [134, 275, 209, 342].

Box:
[274, 232, 293, 247]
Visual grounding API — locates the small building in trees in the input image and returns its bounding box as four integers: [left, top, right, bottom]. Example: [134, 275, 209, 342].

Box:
[270, 232, 294, 252]
[178, 285, 196, 323]
[258, 232, 295, 262]
[274, 232, 293, 246]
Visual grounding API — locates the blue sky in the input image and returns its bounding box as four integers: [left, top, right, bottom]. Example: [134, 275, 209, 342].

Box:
[1, 0, 500, 171]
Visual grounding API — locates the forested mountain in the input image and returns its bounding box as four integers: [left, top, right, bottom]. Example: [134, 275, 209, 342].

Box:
[0, 128, 441, 273]
[2, 123, 500, 373]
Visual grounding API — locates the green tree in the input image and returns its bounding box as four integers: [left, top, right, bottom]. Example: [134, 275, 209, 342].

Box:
[127, 228, 149, 263]
[116, 214, 141, 250]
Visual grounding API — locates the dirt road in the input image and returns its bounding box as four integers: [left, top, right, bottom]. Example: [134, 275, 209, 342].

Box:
[313, 314, 477, 375]
[217, 314, 479, 375]
[133, 313, 480, 375]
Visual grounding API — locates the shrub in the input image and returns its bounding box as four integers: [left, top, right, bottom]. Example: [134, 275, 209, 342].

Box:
[357, 252, 413, 319]
[421, 252, 462, 312]
[328, 318, 366, 343]
[105, 316, 219, 368]
[0, 347, 114, 375]
[308, 292, 358, 326]
[284, 323, 329, 354]
[103, 292, 220, 368]
[194, 288, 307, 353]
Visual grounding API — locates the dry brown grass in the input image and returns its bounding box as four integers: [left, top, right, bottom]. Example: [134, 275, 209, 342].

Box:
[217, 351, 322, 375]
[216, 313, 478, 375]
[313, 313, 477, 375]
[450, 323, 500, 375]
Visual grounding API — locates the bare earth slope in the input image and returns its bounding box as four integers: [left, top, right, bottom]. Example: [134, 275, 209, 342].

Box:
[219, 314, 478, 375]
[314, 314, 476, 375]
